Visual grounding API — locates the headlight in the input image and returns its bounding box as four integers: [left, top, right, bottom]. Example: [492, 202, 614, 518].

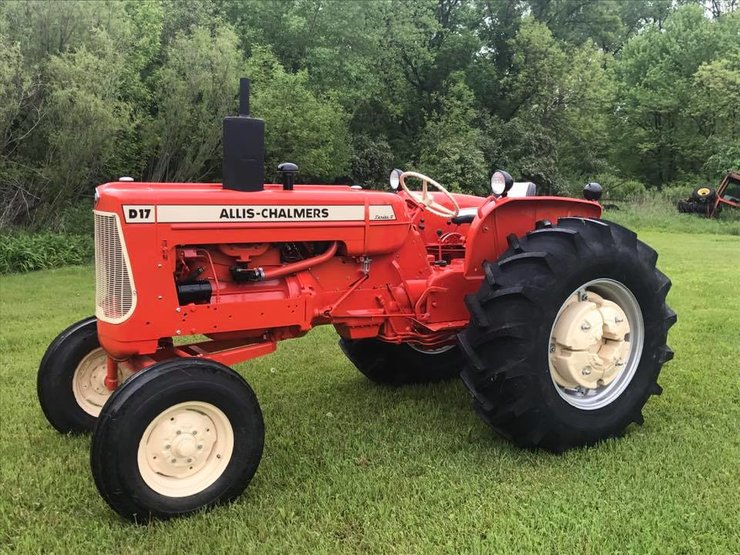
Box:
[491, 170, 513, 196]
[389, 168, 402, 191]
[583, 182, 603, 201]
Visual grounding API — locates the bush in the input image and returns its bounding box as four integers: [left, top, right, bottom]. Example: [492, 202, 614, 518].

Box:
[0, 233, 93, 274]
[55, 200, 95, 236]
[587, 173, 648, 201]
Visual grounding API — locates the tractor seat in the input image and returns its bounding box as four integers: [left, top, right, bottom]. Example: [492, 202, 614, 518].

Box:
[450, 207, 479, 225]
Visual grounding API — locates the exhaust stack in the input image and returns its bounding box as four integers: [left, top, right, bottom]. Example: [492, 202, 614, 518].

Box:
[223, 78, 264, 192]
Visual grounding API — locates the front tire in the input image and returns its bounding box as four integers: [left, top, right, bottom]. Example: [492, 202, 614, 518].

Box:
[90, 358, 264, 522]
[38, 316, 111, 433]
[459, 218, 676, 452]
[339, 338, 464, 385]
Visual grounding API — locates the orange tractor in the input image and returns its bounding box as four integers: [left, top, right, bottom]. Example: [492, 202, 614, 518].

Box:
[677, 171, 740, 217]
[38, 80, 676, 522]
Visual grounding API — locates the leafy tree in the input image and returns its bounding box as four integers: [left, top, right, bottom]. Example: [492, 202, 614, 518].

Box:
[42, 31, 135, 215]
[0, 0, 738, 230]
[418, 76, 488, 193]
[613, 4, 728, 184]
[145, 26, 245, 182]
[246, 47, 351, 182]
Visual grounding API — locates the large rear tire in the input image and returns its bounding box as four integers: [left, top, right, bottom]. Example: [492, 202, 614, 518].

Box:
[339, 338, 464, 385]
[458, 218, 676, 452]
[90, 358, 264, 522]
[38, 316, 111, 433]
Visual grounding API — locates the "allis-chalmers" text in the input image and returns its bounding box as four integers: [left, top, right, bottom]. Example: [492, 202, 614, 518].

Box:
[219, 207, 331, 219]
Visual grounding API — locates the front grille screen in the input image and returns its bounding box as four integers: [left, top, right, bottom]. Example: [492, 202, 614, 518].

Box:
[94, 212, 135, 322]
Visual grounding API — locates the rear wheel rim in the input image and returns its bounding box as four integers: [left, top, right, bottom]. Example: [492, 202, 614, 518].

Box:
[407, 343, 455, 355]
[137, 401, 234, 498]
[548, 279, 644, 410]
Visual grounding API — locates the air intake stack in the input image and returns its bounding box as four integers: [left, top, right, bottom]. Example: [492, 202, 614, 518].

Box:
[222, 78, 265, 192]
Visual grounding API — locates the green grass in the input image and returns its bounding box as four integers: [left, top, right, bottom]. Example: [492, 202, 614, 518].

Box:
[1, 231, 739, 553]
[605, 196, 740, 236]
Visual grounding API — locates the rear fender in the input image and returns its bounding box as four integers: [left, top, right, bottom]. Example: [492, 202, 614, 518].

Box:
[463, 196, 602, 277]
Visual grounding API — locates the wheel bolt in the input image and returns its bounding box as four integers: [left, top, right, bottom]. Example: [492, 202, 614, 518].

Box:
[176, 430, 181, 435]
[582, 367, 591, 376]
[581, 321, 591, 331]
[549, 343, 555, 353]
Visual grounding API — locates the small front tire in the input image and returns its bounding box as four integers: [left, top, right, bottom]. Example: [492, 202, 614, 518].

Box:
[38, 316, 111, 433]
[90, 358, 264, 522]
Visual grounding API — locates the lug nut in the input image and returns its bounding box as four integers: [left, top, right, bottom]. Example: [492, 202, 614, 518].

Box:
[582, 367, 591, 376]
[581, 322, 591, 331]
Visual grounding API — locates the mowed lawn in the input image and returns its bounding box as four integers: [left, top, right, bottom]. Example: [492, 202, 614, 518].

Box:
[1, 230, 738, 553]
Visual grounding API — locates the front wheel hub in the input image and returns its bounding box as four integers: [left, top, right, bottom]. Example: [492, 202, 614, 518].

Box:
[137, 401, 234, 498]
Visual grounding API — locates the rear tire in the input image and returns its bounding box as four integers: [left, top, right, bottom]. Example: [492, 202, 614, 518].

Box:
[38, 316, 109, 433]
[90, 358, 264, 522]
[339, 338, 464, 385]
[677, 199, 706, 214]
[458, 218, 676, 452]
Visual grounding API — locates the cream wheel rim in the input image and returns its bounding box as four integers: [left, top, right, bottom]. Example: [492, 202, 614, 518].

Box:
[548, 279, 644, 410]
[71, 348, 111, 416]
[137, 401, 234, 497]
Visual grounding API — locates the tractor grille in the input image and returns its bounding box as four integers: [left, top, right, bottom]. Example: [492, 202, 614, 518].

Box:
[94, 212, 136, 323]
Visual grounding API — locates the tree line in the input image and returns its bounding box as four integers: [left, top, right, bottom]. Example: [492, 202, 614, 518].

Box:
[0, 0, 738, 230]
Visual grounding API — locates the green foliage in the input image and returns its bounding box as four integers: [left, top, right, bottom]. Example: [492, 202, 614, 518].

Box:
[146, 26, 245, 182]
[0, 232, 93, 273]
[418, 77, 488, 194]
[0, 0, 738, 231]
[247, 47, 351, 182]
[612, 5, 737, 184]
[42, 32, 136, 216]
[351, 135, 393, 187]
